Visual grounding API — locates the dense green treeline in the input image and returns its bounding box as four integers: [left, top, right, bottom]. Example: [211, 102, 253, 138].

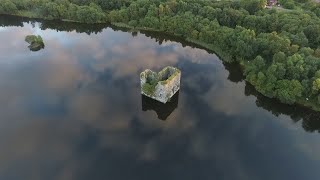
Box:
[2, 0, 320, 110]
[0, 0, 109, 23]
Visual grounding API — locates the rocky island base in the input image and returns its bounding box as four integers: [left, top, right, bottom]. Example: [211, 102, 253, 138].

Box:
[25, 35, 44, 51]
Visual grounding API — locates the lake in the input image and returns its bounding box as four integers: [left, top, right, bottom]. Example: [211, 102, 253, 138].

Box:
[1, 15, 320, 180]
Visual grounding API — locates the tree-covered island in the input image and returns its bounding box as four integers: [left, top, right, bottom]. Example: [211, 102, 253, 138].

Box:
[2, 0, 320, 111]
[25, 35, 45, 51]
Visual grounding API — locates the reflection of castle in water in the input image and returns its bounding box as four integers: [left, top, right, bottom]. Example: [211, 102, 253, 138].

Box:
[141, 91, 179, 121]
[2, 14, 320, 133]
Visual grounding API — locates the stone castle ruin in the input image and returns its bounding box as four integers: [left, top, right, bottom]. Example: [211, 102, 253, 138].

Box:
[140, 66, 181, 103]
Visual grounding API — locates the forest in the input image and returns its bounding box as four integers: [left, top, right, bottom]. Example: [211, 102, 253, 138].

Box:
[2, 0, 320, 110]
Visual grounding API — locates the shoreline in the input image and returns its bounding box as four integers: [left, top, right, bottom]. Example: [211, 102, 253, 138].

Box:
[2, 13, 320, 112]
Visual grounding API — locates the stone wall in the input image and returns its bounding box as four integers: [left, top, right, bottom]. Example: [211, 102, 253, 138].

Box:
[140, 66, 181, 103]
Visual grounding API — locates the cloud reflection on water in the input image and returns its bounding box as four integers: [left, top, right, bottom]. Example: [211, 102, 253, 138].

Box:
[0, 21, 320, 180]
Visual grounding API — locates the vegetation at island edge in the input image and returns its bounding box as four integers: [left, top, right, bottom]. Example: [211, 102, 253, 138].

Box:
[141, 70, 159, 96]
[25, 35, 44, 51]
[2, 0, 320, 111]
[141, 66, 180, 96]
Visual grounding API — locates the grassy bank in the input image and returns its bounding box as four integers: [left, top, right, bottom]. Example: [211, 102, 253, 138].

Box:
[2, 12, 320, 112]
[109, 22, 320, 112]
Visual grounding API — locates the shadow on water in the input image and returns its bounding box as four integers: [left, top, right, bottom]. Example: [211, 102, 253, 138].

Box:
[27, 42, 45, 52]
[223, 61, 245, 83]
[0, 15, 108, 35]
[141, 92, 179, 121]
[1, 14, 319, 133]
[244, 82, 320, 133]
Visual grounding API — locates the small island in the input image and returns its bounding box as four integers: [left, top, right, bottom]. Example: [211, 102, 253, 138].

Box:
[3, 0, 320, 111]
[140, 66, 181, 104]
[25, 35, 44, 51]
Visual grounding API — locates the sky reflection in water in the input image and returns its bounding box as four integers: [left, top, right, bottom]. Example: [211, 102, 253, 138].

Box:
[0, 18, 320, 180]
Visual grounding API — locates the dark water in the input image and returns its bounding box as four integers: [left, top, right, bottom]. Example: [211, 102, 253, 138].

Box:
[1, 15, 320, 180]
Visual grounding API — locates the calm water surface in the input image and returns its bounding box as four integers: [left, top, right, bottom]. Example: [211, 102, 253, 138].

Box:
[1, 15, 320, 180]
